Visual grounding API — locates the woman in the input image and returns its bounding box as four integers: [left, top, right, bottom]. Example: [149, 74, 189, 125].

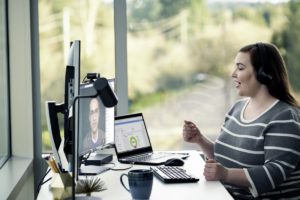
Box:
[183, 43, 300, 199]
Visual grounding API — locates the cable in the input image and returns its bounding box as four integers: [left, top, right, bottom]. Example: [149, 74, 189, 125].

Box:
[83, 161, 133, 171]
[107, 162, 134, 171]
[82, 74, 88, 83]
[81, 151, 92, 164]
[41, 177, 52, 185]
[36, 168, 51, 193]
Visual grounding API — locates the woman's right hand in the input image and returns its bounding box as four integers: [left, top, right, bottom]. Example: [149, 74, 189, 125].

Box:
[182, 120, 202, 144]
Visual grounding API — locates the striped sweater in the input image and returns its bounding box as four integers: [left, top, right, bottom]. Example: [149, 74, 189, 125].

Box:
[214, 98, 300, 199]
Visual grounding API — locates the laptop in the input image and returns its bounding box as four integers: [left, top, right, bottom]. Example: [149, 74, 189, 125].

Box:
[114, 113, 188, 165]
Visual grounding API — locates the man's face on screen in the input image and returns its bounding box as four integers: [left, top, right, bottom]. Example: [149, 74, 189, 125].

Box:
[89, 98, 100, 134]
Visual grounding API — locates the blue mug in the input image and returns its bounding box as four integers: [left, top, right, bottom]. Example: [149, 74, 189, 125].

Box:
[120, 169, 153, 200]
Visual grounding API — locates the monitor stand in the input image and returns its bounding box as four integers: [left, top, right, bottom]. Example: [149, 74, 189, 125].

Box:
[84, 153, 113, 166]
[79, 165, 110, 176]
[79, 153, 112, 175]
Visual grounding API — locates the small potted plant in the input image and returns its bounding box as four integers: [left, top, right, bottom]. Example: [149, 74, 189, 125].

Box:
[76, 176, 106, 197]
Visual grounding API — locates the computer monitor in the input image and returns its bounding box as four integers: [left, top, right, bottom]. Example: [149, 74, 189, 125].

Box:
[44, 40, 81, 175]
[78, 79, 115, 157]
[63, 40, 81, 156]
[62, 40, 81, 189]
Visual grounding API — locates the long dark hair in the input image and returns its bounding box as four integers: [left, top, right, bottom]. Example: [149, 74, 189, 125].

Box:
[239, 43, 300, 108]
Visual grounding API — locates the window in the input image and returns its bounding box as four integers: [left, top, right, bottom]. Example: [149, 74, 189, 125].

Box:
[127, 0, 231, 150]
[39, 0, 115, 151]
[0, 0, 10, 168]
[127, 0, 298, 151]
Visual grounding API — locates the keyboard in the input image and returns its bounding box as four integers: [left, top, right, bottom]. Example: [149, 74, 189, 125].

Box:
[150, 166, 199, 183]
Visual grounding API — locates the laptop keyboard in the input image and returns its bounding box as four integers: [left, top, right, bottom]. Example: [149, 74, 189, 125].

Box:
[127, 153, 171, 162]
[151, 166, 199, 183]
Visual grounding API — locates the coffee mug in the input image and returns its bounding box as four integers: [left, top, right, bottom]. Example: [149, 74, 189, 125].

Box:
[120, 169, 153, 200]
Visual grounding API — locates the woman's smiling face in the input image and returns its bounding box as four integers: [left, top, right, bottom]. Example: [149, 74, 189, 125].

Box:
[232, 52, 261, 97]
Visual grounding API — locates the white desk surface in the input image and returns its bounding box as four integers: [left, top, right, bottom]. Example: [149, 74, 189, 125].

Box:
[37, 151, 233, 200]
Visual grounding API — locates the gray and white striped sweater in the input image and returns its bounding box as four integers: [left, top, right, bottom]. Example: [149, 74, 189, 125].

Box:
[215, 98, 300, 199]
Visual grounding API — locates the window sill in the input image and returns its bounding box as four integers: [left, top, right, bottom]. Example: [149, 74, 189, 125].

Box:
[0, 156, 33, 199]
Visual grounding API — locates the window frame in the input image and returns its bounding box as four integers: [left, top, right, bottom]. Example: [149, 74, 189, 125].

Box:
[0, 0, 11, 169]
[0, 0, 43, 199]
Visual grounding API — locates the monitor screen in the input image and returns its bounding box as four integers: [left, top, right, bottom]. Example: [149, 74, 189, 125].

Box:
[78, 79, 115, 156]
[114, 114, 151, 154]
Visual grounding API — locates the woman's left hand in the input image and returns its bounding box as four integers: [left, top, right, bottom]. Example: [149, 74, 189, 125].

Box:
[203, 159, 228, 181]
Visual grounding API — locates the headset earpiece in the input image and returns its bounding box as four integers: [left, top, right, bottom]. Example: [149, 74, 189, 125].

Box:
[256, 43, 273, 84]
[257, 67, 272, 84]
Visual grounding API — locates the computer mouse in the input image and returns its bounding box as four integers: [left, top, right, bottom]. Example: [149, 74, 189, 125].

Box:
[164, 158, 184, 166]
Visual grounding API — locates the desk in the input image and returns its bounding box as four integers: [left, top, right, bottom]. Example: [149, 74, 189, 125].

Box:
[37, 151, 233, 200]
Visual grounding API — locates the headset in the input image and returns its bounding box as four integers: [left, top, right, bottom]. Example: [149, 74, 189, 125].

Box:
[255, 43, 273, 85]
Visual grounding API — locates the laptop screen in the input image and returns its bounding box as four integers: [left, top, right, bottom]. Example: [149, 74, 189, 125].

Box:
[114, 113, 151, 154]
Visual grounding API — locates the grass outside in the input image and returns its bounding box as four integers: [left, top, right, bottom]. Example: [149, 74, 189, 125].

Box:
[42, 130, 51, 152]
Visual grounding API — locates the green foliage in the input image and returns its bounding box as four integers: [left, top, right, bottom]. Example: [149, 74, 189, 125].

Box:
[128, 0, 162, 23]
[159, 0, 190, 18]
[42, 129, 64, 152]
[42, 130, 51, 151]
[128, 0, 190, 23]
[272, 0, 300, 91]
[188, 0, 207, 31]
[129, 77, 200, 113]
[39, 0, 290, 142]
[130, 91, 172, 113]
[234, 6, 256, 22]
[39, 0, 115, 130]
